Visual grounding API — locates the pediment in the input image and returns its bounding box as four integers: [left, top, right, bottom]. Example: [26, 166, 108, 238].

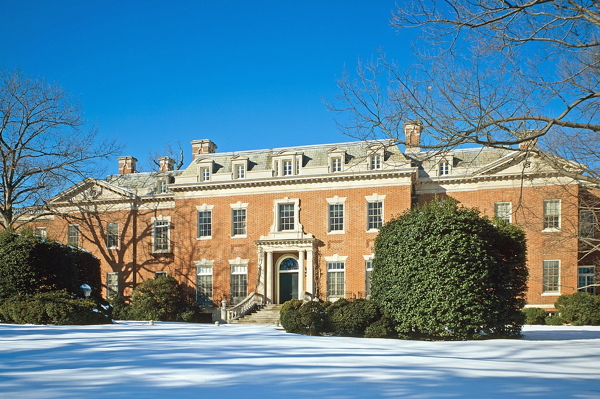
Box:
[472, 152, 528, 176]
[49, 178, 135, 204]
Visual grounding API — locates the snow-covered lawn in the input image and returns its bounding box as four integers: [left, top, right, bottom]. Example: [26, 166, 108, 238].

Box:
[0, 323, 599, 398]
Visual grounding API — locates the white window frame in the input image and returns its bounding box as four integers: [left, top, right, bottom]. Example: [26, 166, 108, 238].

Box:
[152, 216, 171, 253]
[365, 193, 386, 232]
[326, 196, 347, 234]
[579, 209, 595, 238]
[229, 257, 249, 305]
[230, 201, 249, 238]
[494, 202, 512, 223]
[68, 224, 80, 247]
[196, 204, 214, 240]
[195, 259, 214, 305]
[106, 272, 119, 298]
[325, 254, 347, 300]
[327, 148, 346, 173]
[370, 154, 382, 170]
[364, 254, 374, 298]
[438, 160, 451, 176]
[542, 260, 560, 295]
[155, 271, 168, 278]
[578, 265, 596, 294]
[35, 227, 47, 238]
[106, 222, 119, 250]
[543, 199, 561, 231]
[157, 178, 168, 194]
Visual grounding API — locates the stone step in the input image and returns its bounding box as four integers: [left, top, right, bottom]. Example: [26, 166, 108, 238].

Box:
[233, 304, 282, 324]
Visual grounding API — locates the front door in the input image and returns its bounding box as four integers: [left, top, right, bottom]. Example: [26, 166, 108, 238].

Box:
[279, 272, 298, 303]
[278, 257, 299, 303]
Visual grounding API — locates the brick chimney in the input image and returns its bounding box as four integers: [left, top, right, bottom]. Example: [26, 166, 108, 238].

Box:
[118, 156, 137, 174]
[158, 156, 175, 172]
[404, 120, 423, 152]
[518, 130, 539, 151]
[191, 140, 217, 156]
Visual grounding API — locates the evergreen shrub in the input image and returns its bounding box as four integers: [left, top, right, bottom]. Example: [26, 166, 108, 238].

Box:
[545, 314, 564, 325]
[372, 198, 528, 340]
[555, 292, 600, 325]
[522, 307, 547, 325]
[328, 298, 380, 336]
[0, 290, 110, 325]
[279, 299, 305, 334]
[364, 316, 396, 338]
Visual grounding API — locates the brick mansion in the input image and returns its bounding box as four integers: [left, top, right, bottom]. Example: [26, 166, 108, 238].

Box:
[30, 122, 599, 316]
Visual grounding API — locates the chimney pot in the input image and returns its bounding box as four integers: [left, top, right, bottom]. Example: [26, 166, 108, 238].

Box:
[158, 156, 175, 172]
[118, 156, 138, 174]
[191, 140, 217, 156]
[404, 120, 423, 152]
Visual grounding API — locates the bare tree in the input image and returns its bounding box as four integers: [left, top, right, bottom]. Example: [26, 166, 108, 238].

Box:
[0, 69, 120, 230]
[146, 141, 185, 172]
[330, 1, 600, 182]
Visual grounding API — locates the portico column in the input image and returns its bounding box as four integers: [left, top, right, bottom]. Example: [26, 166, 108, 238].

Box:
[298, 250, 305, 300]
[306, 248, 314, 296]
[266, 250, 273, 304]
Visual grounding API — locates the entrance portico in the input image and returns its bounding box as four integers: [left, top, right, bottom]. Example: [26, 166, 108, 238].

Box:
[255, 238, 317, 304]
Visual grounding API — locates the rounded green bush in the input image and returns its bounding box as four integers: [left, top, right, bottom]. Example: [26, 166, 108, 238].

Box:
[364, 317, 396, 338]
[555, 292, 600, 325]
[523, 308, 547, 325]
[280, 299, 304, 333]
[545, 314, 564, 325]
[372, 198, 528, 339]
[299, 301, 328, 336]
[327, 299, 380, 336]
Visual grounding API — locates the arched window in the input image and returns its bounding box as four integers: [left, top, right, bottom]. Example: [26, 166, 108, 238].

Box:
[279, 258, 299, 271]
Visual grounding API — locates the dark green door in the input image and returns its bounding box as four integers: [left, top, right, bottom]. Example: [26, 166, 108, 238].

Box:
[279, 272, 298, 303]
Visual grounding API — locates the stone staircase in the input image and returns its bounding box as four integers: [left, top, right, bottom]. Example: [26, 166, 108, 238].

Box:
[230, 304, 282, 324]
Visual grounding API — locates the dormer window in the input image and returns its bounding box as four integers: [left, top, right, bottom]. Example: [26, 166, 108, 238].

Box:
[232, 156, 249, 180]
[370, 154, 382, 170]
[201, 167, 211, 182]
[332, 157, 342, 172]
[438, 161, 451, 176]
[197, 158, 214, 182]
[157, 178, 169, 194]
[328, 148, 346, 173]
[272, 150, 303, 177]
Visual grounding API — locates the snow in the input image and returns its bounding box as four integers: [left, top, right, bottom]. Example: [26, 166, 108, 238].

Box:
[0, 323, 599, 398]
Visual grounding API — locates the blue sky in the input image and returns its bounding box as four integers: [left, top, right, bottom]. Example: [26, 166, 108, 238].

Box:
[1, 1, 412, 173]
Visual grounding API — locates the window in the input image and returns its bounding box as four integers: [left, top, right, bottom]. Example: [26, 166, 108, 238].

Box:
[68, 224, 79, 247]
[106, 222, 119, 249]
[332, 157, 342, 172]
[157, 179, 168, 194]
[200, 167, 211, 182]
[155, 271, 168, 278]
[439, 161, 450, 176]
[106, 272, 119, 298]
[578, 266, 595, 294]
[196, 263, 213, 306]
[543, 200, 561, 230]
[232, 209, 247, 236]
[230, 264, 248, 305]
[283, 160, 293, 176]
[370, 154, 381, 170]
[495, 202, 512, 223]
[235, 163, 246, 179]
[278, 203, 295, 231]
[152, 219, 170, 253]
[365, 259, 373, 298]
[543, 260, 560, 294]
[328, 203, 344, 232]
[327, 262, 345, 298]
[197, 210, 212, 239]
[367, 201, 383, 230]
[580, 209, 595, 238]
[34, 227, 47, 238]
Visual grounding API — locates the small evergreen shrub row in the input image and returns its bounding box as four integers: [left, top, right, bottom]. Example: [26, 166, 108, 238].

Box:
[555, 292, 600, 326]
[0, 290, 110, 325]
[522, 307, 548, 325]
[280, 298, 395, 337]
[111, 276, 205, 322]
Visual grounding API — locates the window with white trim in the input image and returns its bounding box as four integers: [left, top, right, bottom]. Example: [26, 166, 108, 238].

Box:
[106, 222, 119, 249]
[152, 217, 171, 253]
[328, 203, 344, 232]
[157, 179, 168, 194]
[327, 262, 346, 298]
[278, 203, 295, 231]
[235, 163, 246, 179]
[106, 272, 119, 298]
[578, 266, 595, 294]
[200, 167, 211, 182]
[196, 261, 213, 306]
[367, 201, 383, 230]
[155, 271, 168, 278]
[331, 157, 342, 172]
[580, 209, 595, 238]
[68, 224, 80, 247]
[232, 209, 247, 236]
[370, 154, 382, 170]
[35, 227, 47, 238]
[543, 260, 560, 294]
[365, 258, 373, 298]
[197, 210, 212, 239]
[438, 161, 450, 176]
[543, 199, 561, 231]
[230, 264, 248, 305]
[494, 202, 512, 223]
